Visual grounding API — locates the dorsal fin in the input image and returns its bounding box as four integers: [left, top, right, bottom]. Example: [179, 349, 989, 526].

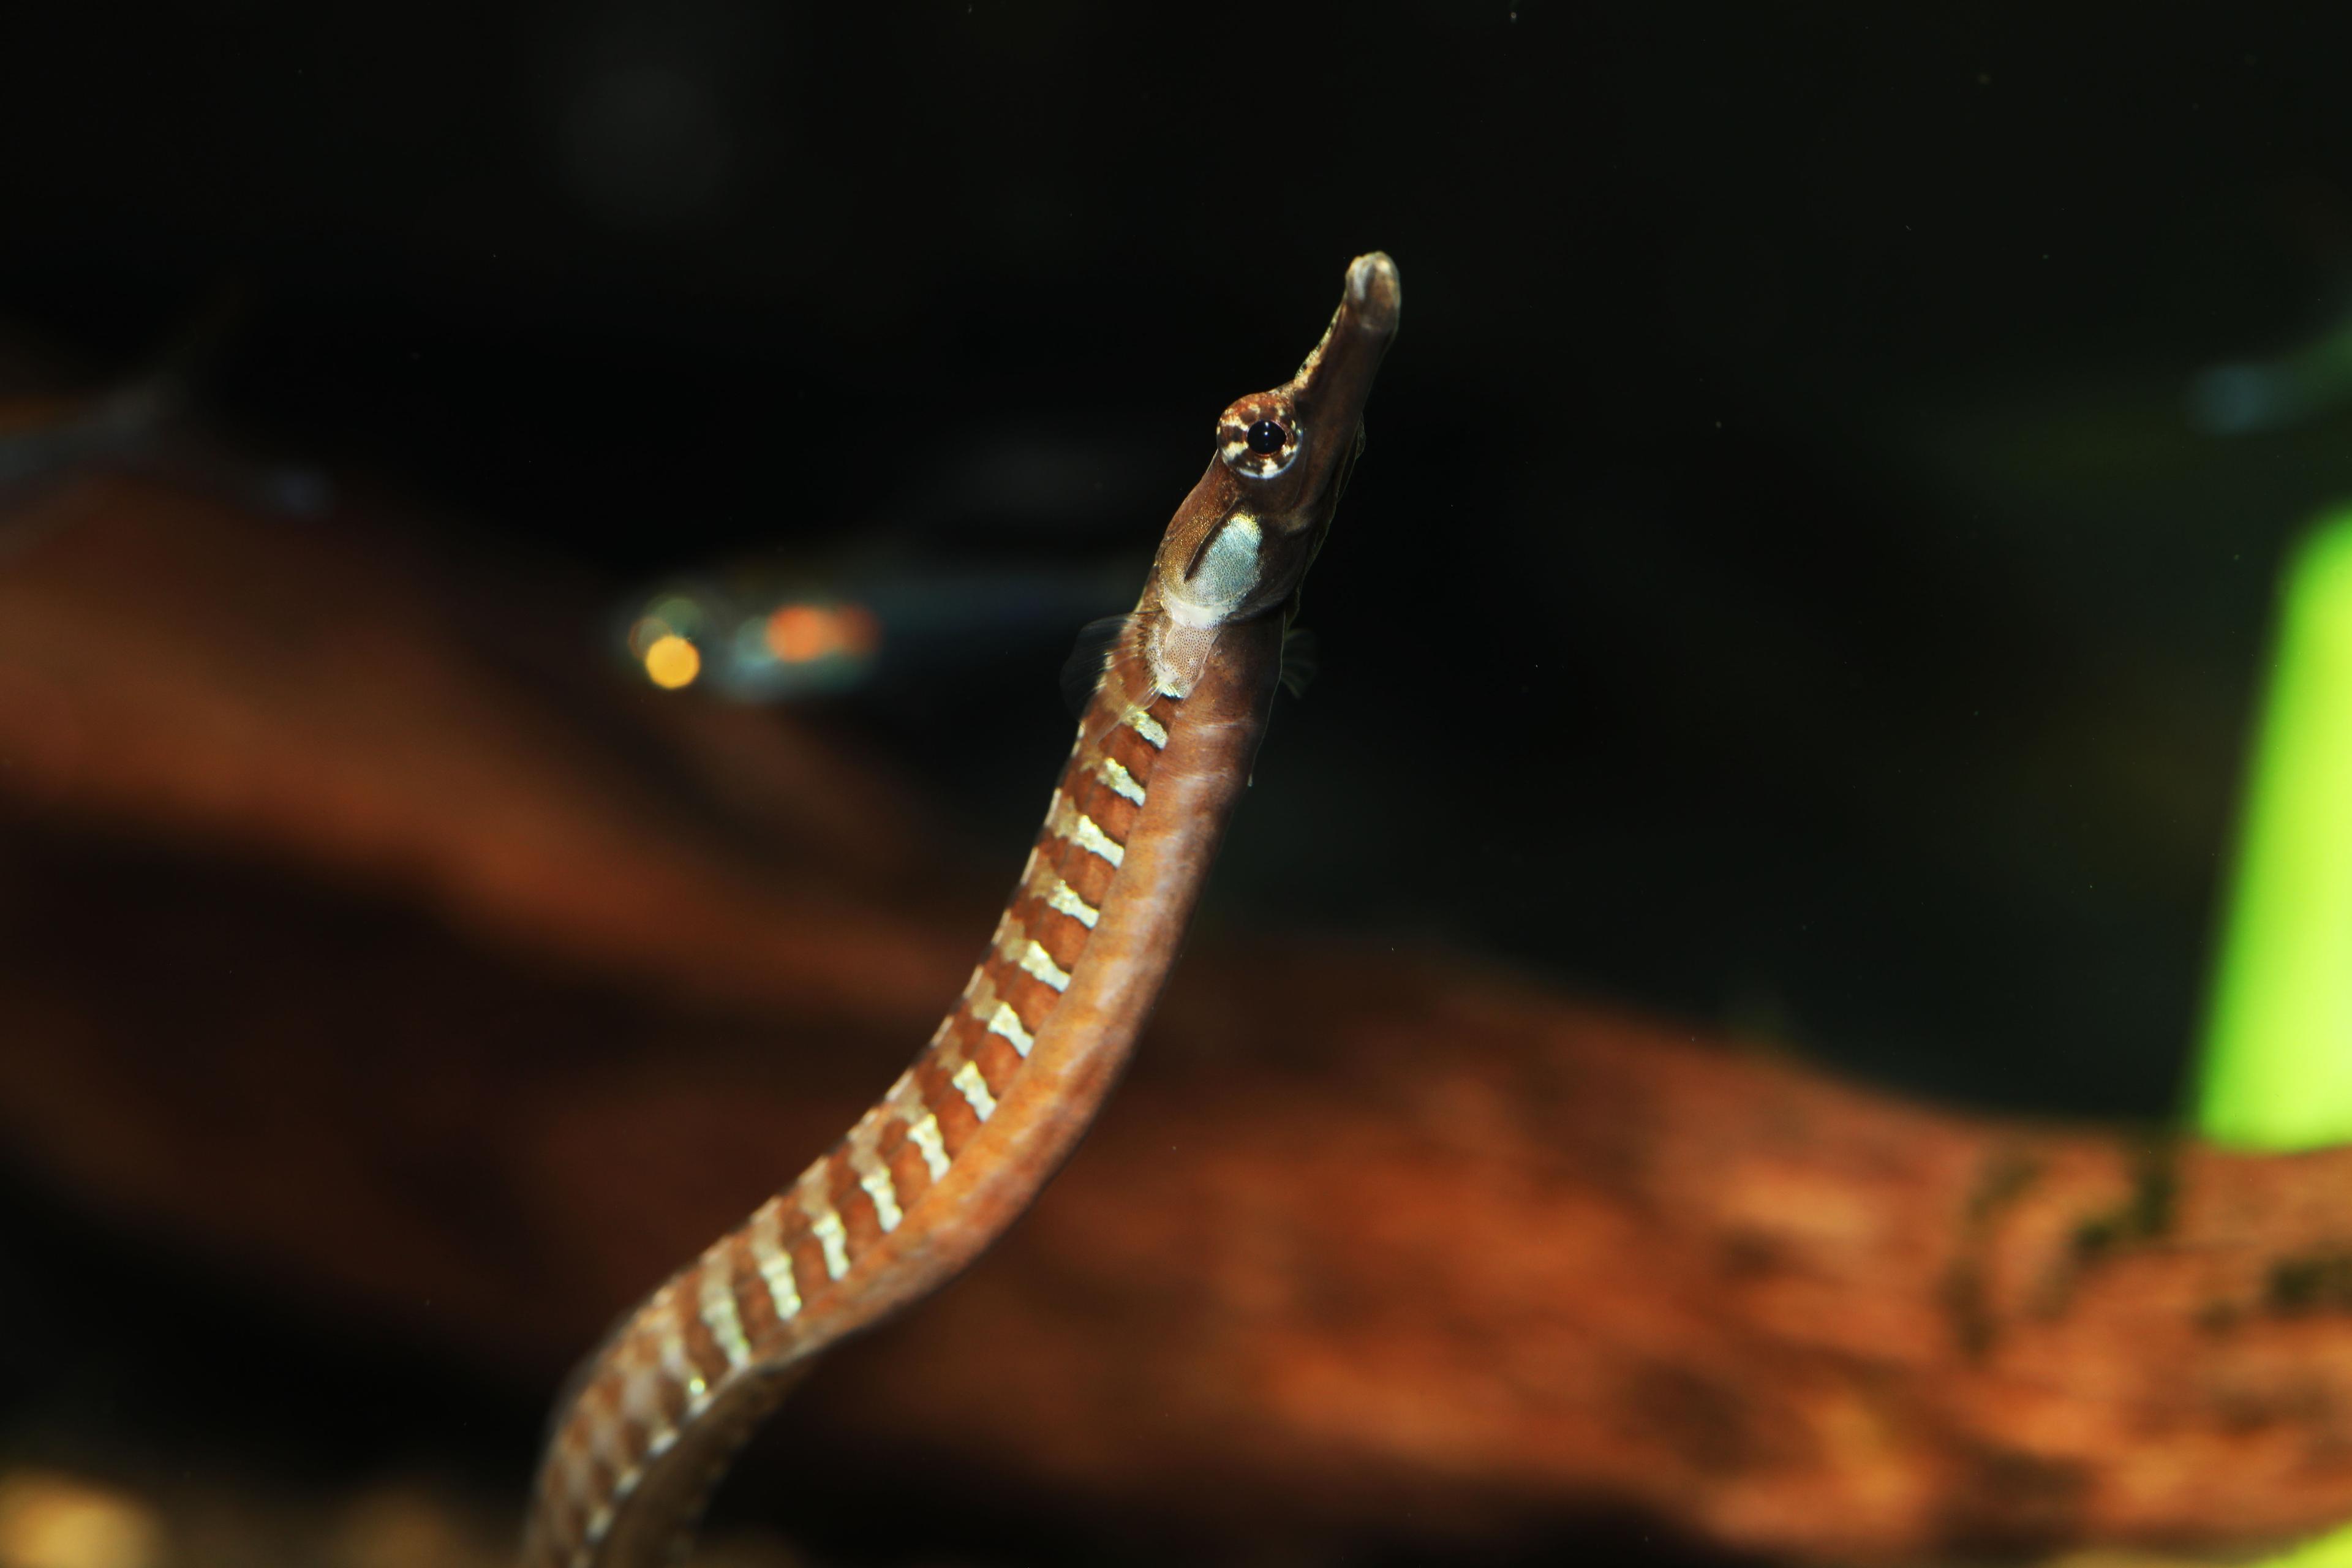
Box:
[1060, 614, 1134, 718]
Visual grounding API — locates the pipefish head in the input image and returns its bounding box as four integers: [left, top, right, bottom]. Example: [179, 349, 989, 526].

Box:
[1152, 252, 1400, 632]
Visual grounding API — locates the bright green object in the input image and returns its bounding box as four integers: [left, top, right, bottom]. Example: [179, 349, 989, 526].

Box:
[2258, 1524, 2352, 1568]
[2198, 509, 2352, 1150]
[2196, 508, 2352, 1568]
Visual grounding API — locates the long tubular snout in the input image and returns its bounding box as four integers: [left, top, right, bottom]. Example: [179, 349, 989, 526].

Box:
[1286, 252, 1401, 497]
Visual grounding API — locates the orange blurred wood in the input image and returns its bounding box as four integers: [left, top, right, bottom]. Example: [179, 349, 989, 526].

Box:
[3, 468, 2351, 1563]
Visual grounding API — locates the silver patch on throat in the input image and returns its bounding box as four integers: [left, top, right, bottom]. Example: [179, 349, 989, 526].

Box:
[1168, 513, 1262, 627]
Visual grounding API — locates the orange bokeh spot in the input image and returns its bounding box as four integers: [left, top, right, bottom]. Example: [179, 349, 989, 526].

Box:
[763, 601, 881, 665]
[766, 603, 831, 663]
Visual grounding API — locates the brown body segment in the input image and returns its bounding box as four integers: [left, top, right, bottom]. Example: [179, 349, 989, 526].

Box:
[521, 254, 1398, 1568]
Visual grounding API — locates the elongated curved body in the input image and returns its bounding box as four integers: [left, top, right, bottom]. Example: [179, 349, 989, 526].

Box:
[522, 252, 1400, 1568]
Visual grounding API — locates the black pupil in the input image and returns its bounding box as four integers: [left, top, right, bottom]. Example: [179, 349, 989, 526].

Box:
[1245, 420, 1287, 456]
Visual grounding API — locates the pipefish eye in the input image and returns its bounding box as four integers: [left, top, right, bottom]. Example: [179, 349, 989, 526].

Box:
[1218, 400, 1300, 478]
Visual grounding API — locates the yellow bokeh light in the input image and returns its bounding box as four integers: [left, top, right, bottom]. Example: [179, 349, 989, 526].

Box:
[643, 634, 702, 690]
[0, 1470, 165, 1568]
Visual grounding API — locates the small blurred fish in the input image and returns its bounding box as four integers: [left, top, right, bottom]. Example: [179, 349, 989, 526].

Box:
[2187, 180, 2352, 437]
[619, 556, 1140, 702]
[0, 289, 301, 544]
[619, 412, 1182, 701]
[2187, 304, 2352, 435]
[0, 377, 175, 494]
[0, 375, 190, 549]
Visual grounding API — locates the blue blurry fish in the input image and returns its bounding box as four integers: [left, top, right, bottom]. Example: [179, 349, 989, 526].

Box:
[619, 557, 1139, 702]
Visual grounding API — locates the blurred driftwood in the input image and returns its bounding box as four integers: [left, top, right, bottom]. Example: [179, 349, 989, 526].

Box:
[3, 467, 2352, 1565]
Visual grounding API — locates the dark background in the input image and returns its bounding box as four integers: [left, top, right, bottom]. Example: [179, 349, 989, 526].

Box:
[3, 1, 2350, 1560]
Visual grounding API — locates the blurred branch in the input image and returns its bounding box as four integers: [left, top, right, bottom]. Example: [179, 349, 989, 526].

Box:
[2, 465, 2350, 1565]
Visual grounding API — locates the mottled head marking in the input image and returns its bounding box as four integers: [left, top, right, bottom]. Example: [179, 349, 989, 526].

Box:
[1148, 252, 1401, 660]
